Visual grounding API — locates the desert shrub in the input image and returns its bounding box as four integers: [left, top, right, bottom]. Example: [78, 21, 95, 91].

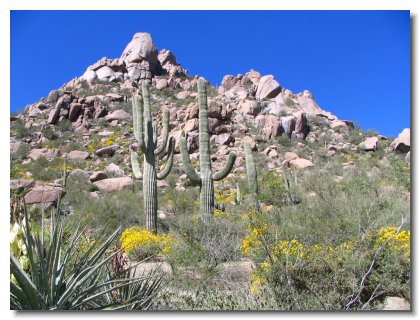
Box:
[57, 118, 73, 132]
[241, 221, 410, 310]
[167, 218, 244, 276]
[20, 157, 63, 182]
[115, 101, 132, 114]
[120, 227, 173, 261]
[258, 172, 291, 207]
[11, 119, 30, 139]
[238, 160, 410, 309]
[158, 287, 279, 310]
[68, 189, 144, 235]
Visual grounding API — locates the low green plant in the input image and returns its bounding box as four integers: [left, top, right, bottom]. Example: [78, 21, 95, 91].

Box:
[10, 206, 163, 310]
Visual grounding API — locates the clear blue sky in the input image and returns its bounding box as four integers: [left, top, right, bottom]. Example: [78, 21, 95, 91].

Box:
[11, 10, 410, 137]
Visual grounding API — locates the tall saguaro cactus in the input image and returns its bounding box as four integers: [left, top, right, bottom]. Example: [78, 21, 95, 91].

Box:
[131, 81, 175, 233]
[244, 142, 259, 211]
[180, 77, 237, 223]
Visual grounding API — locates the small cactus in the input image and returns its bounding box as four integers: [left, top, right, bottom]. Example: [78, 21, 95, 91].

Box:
[180, 77, 236, 223]
[244, 142, 259, 211]
[131, 81, 175, 233]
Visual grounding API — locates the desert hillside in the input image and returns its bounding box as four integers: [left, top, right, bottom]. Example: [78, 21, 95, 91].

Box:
[10, 32, 411, 311]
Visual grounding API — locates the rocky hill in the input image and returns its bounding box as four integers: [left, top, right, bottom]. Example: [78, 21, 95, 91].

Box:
[9, 32, 411, 311]
[10, 32, 410, 208]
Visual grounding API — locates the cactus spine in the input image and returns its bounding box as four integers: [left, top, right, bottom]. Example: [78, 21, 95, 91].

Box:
[244, 142, 259, 211]
[131, 81, 175, 233]
[180, 77, 237, 223]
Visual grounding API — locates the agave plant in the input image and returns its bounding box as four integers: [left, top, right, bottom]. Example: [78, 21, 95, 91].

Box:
[10, 205, 162, 310]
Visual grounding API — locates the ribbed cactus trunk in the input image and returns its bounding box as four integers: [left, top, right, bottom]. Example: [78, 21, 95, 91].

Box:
[131, 81, 175, 233]
[244, 142, 259, 211]
[180, 77, 237, 223]
[198, 79, 214, 222]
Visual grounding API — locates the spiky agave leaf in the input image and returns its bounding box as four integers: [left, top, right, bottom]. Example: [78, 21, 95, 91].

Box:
[10, 203, 163, 310]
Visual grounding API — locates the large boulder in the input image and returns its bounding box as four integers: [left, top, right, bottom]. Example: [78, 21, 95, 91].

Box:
[95, 145, 120, 157]
[390, 128, 410, 153]
[67, 150, 90, 160]
[96, 66, 116, 81]
[330, 120, 352, 131]
[358, 136, 379, 151]
[82, 69, 97, 82]
[10, 179, 35, 191]
[28, 148, 58, 161]
[120, 32, 158, 65]
[105, 163, 125, 177]
[291, 111, 309, 140]
[238, 100, 259, 116]
[288, 158, 314, 169]
[93, 177, 134, 192]
[105, 109, 130, 121]
[23, 183, 65, 207]
[254, 115, 281, 139]
[280, 116, 296, 138]
[69, 103, 82, 121]
[90, 171, 108, 182]
[256, 75, 281, 100]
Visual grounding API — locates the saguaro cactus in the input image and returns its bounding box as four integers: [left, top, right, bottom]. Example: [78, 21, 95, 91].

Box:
[131, 81, 175, 233]
[244, 142, 259, 211]
[180, 77, 237, 223]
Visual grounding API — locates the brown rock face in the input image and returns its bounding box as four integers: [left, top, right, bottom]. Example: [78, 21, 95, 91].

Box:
[95, 145, 120, 157]
[358, 136, 379, 151]
[121, 32, 158, 65]
[67, 150, 90, 160]
[239, 100, 260, 116]
[390, 128, 410, 153]
[291, 111, 309, 140]
[254, 115, 281, 139]
[288, 158, 314, 169]
[28, 148, 58, 161]
[93, 177, 134, 192]
[256, 75, 281, 100]
[105, 109, 130, 121]
[89, 171, 108, 182]
[23, 184, 65, 206]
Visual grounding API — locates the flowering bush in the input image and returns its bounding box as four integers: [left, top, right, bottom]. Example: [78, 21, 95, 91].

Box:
[241, 222, 411, 308]
[120, 227, 173, 261]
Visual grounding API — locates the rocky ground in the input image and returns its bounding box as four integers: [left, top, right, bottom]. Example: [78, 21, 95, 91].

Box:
[10, 32, 410, 207]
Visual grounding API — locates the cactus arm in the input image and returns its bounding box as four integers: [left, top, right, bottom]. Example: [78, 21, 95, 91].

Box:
[213, 152, 237, 181]
[180, 137, 201, 185]
[157, 137, 175, 180]
[154, 109, 170, 155]
[133, 95, 147, 153]
[131, 152, 143, 180]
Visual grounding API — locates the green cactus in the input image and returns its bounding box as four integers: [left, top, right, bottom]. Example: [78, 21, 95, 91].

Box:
[131, 81, 175, 233]
[235, 182, 241, 205]
[180, 77, 236, 223]
[244, 142, 259, 211]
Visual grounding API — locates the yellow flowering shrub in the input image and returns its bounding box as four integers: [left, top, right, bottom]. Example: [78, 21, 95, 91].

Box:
[120, 227, 174, 261]
[242, 224, 410, 297]
[375, 226, 410, 262]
